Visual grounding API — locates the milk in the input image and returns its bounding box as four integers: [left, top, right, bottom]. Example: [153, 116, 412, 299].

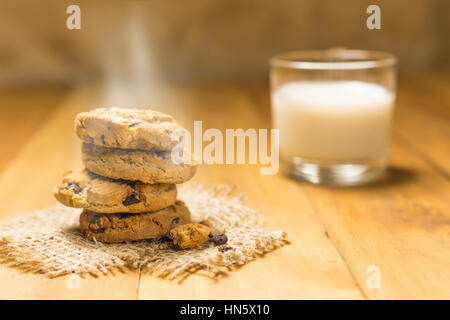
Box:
[272, 81, 394, 161]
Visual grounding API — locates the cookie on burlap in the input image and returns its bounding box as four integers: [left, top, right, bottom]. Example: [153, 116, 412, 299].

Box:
[75, 107, 185, 151]
[80, 200, 191, 242]
[169, 223, 211, 249]
[82, 143, 196, 184]
[54, 169, 177, 213]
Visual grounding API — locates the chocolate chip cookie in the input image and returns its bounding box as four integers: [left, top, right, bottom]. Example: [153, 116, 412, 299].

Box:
[80, 200, 191, 242]
[168, 223, 211, 249]
[82, 143, 196, 184]
[75, 107, 185, 151]
[54, 169, 177, 213]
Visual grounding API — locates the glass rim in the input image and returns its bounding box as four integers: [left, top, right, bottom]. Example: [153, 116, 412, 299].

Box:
[270, 48, 397, 70]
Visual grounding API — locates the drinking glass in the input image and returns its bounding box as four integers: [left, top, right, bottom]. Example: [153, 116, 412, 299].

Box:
[270, 48, 397, 186]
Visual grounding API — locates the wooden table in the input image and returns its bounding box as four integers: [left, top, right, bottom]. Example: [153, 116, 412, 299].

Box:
[0, 72, 448, 299]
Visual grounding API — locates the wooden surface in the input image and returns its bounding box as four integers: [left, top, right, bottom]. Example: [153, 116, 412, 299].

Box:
[0, 72, 448, 299]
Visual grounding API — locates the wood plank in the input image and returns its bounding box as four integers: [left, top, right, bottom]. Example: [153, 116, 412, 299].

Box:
[0, 72, 448, 299]
[0, 268, 139, 300]
[394, 73, 450, 176]
[0, 85, 140, 299]
[185, 77, 450, 299]
[0, 86, 68, 174]
[243, 75, 450, 299]
[303, 141, 450, 299]
[137, 82, 364, 299]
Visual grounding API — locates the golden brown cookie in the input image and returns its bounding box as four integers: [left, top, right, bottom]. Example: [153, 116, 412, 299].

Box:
[79, 200, 191, 242]
[75, 107, 185, 151]
[81, 143, 196, 184]
[54, 169, 177, 213]
[169, 223, 211, 249]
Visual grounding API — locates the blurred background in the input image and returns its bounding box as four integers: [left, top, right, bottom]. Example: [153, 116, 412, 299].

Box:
[0, 0, 448, 89]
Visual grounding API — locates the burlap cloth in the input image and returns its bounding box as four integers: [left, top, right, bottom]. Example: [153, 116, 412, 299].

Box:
[0, 184, 287, 280]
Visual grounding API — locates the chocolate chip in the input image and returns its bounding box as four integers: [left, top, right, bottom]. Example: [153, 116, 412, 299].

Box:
[126, 181, 138, 188]
[128, 122, 140, 128]
[172, 217, 180, 224]
[89, 215, 105, 233]
[100, 134, 106, 145]
[66, 182, 82, 194]
[122, 192, 141, 206]
[154, 150, 167, 159]
[89, 226, 105, 234]
[212, 233, 228, 245]
[218, 246, 233, 253]
[163, 231, 173, 241]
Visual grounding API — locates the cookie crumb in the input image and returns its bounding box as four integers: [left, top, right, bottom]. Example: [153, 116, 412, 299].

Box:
[169, 223, 211, 249]
[218, 246, 233, 253]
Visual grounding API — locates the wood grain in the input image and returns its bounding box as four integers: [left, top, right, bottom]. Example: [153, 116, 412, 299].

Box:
[0, 72, 449, 299]
[243, 75, 450, 299]
[394, 73, 450, 177]
[303, 142, 450, 299]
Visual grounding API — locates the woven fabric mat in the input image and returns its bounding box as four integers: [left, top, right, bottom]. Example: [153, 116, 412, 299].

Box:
[0, 184, 287, 280]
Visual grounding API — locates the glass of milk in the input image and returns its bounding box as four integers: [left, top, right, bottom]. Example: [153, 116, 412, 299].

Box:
[270, 48, 397, 186]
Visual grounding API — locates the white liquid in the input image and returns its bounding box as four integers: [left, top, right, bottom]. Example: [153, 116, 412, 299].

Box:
[272, 81, 394, 161]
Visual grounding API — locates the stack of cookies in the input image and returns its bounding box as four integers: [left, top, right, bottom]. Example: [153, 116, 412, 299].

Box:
[54, 107, 206, 245]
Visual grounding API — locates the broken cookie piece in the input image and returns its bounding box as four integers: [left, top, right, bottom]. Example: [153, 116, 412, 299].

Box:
[169, 223, 211, 249]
